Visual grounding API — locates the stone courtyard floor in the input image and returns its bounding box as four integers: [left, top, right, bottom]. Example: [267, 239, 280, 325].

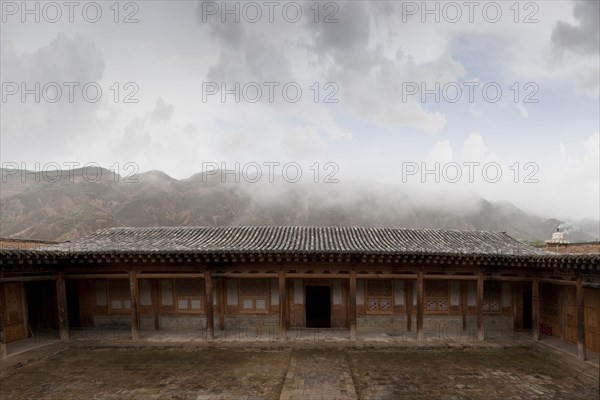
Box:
[0, 343, 598, 400]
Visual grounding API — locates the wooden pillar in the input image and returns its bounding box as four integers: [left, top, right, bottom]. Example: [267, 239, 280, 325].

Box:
[152, 280, 160, 331]
[559, 286, 565, 341]
[218, 279, 225, 331]
[405, 280, 413, 332]
[576, 277, 586, 361]
[461, 281, 467, 331]
[21, 282, 29, 339]
[349, 270, 357, 340]
[532, 278, 539, 341]
[476, 272, 484, 340]
[278, 271, 287, 340]
[56, 273, 69, 341]
[416, 271, 424, 340]
[204, 271, 214, 340]
[129, 270, 140, 341]
[0, 299, 7, 359]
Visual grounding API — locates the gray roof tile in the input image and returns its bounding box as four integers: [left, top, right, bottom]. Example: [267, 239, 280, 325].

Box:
[42, 226, 546, 256]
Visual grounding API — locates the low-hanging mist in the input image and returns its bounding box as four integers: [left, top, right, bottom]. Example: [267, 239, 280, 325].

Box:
[1, 167, 598, 243]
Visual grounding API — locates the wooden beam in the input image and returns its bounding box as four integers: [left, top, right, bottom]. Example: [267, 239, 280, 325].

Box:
[287, 273, 349, 279]
[138, 273, 205, 279]
[64, 274, 128, 280]
[486, 276, 534, 283]
[0, 275, 56, 283]
[576, 276, 586, 361]
[212, 273, 278, 279]
[417, 271, 424, 340]
[582, 282, 600, 289]
[349, 270, 357, 340]
[278, 271, 287, 340]
[56, 273, 69, 341]
[476, 271, 484, 340]
[358, 273, 416, 279]
[425, 274, 478, 281]
[129, 270, 140, 341]
[405, 280, 413, 332]
[540, 278, 577, 286]
[532, 278, 539, 341]
[204, 271, 214, 340]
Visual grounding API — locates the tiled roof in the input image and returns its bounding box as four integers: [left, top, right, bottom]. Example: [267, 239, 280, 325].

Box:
[41, 226, 546, 256]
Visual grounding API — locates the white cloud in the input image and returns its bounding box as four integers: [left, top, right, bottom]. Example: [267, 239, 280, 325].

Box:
[516, 103, 529, 119]
[538, 132, 600, 219]
[424, 140, 453, 164]
[461, 133, 488, 163]
[282, 127, 327, 159]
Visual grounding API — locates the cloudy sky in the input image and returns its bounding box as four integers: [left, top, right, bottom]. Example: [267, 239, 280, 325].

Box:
[1, 0, 598, 220]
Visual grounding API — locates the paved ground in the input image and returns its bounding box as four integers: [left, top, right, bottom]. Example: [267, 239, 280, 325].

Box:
[280, 349, 357, 400]
[347, 348, 598, 400]
[0, 346, 597, 399]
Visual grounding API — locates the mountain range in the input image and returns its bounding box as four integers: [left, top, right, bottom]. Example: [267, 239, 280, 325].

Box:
[1, 167, 598, 244]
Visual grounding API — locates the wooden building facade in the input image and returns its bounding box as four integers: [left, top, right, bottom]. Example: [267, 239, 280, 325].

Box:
[1, 227, 599, 360]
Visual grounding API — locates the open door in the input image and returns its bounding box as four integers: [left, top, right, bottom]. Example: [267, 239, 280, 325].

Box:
[305, 286, 331, 328]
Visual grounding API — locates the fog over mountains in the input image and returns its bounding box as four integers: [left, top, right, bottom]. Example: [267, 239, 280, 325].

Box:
[1, 168, 598, 244]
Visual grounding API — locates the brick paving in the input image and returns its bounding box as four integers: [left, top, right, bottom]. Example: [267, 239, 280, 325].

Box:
[279, 349, 357, 400]
[0, 347, 290, 400]
[347, 348, 598, 400]
[0, 345, 597, 399]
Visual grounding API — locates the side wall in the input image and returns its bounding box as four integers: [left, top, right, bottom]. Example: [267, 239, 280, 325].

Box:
[0, 283, 28, 342]
[540, 284, 600, 353]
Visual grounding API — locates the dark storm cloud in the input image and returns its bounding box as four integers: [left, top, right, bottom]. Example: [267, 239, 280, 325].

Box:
[313, 2, 370, 50]
[552, 0, 600, 54]
[195, 0, 294, 84]
[196, 0, 245, 47]
[310, 1, 374, 72]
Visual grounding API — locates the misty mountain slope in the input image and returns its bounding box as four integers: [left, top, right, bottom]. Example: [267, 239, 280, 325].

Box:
[0, 168, 597, 243]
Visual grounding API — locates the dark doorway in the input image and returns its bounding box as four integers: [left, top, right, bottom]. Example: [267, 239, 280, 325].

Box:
[522, 288, 532, 329]
[305, 286, 331, 328]
[66, 281, 81, 327]
[26, 281, 58, 333]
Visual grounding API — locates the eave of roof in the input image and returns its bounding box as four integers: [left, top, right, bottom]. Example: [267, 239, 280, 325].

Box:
[0, 226, 597, 269]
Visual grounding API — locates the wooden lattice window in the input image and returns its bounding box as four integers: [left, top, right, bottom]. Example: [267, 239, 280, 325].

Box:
[239, 279, 269, 314]
[425, 280, 449, 313]
[483, 281, 501, 314]
[541, 284, 559, 318]
[174, 279, 203, 313]
[366, 280, 393, 314]
[108, 280, 131, 313]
